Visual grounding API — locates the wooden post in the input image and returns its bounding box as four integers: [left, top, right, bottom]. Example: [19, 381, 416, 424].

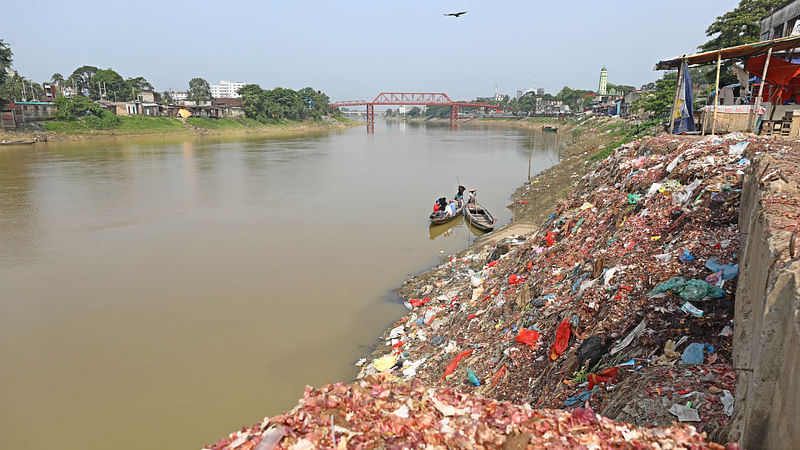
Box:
[711, 51, 722, 135]
[668, 60, 685, 134]
[751, 47, 773, 133]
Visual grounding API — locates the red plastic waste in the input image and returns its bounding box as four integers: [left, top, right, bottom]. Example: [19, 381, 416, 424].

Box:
[550, 319, 571, 361]
[587, 366, 620, 389]
[409, 297, 430, 307]
[516, 328, 540, 347]
[442, 350, 473, 379]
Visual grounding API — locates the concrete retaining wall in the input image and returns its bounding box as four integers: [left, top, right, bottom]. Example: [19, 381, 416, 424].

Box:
[730, 152, 800, 449]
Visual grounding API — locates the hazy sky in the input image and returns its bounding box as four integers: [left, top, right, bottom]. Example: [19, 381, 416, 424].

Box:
[4, 0, 738, 100]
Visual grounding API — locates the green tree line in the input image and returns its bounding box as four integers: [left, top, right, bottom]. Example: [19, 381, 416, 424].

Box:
[238, 84, 331, 121]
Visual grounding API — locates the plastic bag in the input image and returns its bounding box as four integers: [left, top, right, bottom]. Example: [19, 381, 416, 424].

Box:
[649, 277, 687, 296]
[705, 257, 738, 280]
[442, 350, 472, 379]
[679, 279, 725, 301]
[681, 343, 713, 365]
[516, 328, 540, 347]
[550, 319, 571, 360]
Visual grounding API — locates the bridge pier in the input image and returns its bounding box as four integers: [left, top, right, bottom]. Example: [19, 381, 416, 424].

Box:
[366, 104, 374, 125]
[449, 104, 459, 123]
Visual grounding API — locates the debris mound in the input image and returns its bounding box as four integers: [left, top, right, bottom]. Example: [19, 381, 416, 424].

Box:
[365, 133, 756, 440]
[205, 375, 723, 449]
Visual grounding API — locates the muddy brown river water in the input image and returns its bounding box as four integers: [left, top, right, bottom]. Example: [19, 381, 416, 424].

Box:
[0, 120, 563, 449]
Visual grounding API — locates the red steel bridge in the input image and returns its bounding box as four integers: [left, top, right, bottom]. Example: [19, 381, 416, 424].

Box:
[331, 92, 500, 129]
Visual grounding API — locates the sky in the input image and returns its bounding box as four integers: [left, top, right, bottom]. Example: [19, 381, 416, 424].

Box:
[3, 0, 740, 101]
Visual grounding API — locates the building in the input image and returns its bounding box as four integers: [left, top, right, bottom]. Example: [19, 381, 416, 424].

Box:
[170, 91, 188, 101]
[209, 80, 247, 98]
[598, 67, 608, 96]
[1, 101, 57, 128]
[135, 91, 156, 103]
[760, 1, 800, 40]
[516, 88, 535, 99]
[536, 88, 545, 96]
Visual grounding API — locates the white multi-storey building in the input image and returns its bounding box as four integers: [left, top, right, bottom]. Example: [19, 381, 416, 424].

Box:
[209, 80, 247, 98]
[516, 88, 535, 99]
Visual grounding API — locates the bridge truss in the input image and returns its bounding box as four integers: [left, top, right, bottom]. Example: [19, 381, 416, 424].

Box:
[330, 92, 500, 131]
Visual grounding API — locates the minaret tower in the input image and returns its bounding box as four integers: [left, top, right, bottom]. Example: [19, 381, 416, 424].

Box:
[598, 67, 608, 96]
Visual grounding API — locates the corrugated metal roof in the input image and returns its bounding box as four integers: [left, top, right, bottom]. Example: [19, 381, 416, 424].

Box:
[655, 34, 800, 70]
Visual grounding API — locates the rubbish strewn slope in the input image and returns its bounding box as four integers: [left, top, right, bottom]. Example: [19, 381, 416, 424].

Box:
[364, 134, 754, 441]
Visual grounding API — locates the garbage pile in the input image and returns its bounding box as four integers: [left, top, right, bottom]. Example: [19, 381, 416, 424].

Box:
[204, 374, 729, 449]
[362, 134, 757, 440]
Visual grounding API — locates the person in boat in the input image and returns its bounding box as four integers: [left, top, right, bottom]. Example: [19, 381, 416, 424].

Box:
[467, 189, 477, 204]
[446, 199, 457, 216]
[455, 185, 466, 200]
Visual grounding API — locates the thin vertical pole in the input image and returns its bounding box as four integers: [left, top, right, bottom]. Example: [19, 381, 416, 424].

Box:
[751, 47, 773, 133]
[668, 60, 685, 134]
[711, 51, 722, 135]
[527, 132, 533, 180]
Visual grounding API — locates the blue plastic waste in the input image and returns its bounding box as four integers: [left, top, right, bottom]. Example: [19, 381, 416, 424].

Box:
[564, 389, 593, 407]
[679, 249, 695, 262]
[681, 343, 714, 365]
[705, 258, 739, 280]
[467, 369, 481, 386]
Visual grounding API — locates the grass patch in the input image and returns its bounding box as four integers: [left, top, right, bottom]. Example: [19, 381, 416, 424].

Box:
[588, 119, 661, 161]
[43, 116, 186, 134]
[186, 117, 254, 130]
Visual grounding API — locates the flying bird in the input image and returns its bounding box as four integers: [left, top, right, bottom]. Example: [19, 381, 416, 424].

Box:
[444, 11, 468, 17]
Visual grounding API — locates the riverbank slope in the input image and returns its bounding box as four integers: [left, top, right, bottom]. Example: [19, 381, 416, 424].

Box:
[0, 116, 356, 143]
[207, 120, 793, 448]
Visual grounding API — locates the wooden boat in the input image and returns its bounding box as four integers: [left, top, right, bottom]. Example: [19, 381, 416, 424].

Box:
[542, 125, 558, 132]
[0, 140, 35, 145]
[429, 198, 464, 225]
[464, 200, 496, 232]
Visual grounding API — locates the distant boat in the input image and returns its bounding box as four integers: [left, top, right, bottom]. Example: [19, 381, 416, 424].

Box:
[542, 125, 558, 132]
[430, 198, 464, 225]
[464, 200, 496, 232]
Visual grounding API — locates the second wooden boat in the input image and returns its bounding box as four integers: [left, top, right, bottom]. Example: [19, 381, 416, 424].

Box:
[464, 200, 495, 231]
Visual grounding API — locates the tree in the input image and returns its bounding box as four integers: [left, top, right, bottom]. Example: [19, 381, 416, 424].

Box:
[385, 108, 393, 117]
[607, 83, 636, 96]
[53, 96, 103, 120]
[0, 40, 12, 87]
[555, 86, 596, 111]
[51, 73, 64, 85]
[632, 73, 678, 119]
[298, 86, 330, 119]
[424, 104, 450, 119]
[125, 76, 153, 92]
[187, 77, 212, 103]
[700, 0, 784, 84]
[91, 68, 125, 100]
[407, 106, 421, 117]
[70, 65, 98, 96]
[515, 92, 538, 115]
[0, 40, 13, 105]
[701, 0, 782, 51]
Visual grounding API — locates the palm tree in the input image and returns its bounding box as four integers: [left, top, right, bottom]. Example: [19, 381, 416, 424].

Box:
[51, 73, 64, 86]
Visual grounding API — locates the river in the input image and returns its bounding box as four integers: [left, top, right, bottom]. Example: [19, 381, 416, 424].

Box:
[0, 120, 563, 449]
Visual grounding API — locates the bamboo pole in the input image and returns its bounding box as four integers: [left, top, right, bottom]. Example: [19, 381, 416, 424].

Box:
[668, 60, 685, 134]
[711, 51, 722, 135]
[751, 47, 773, 133]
